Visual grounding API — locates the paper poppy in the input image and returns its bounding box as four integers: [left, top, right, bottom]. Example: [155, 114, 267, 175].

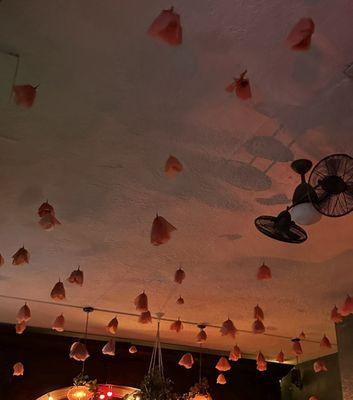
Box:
[151, 215, 176, 245]
[165, 155, 183, 178]
[13, 362, 24, 376]
[252, 319, 265, 334]
[254, 305, 264, 321]
[13, 85, 37, 108]
[148, 7, 182, 46]
[134, 291, 148, 312]
[174, 267, 186, 284]
[69, 342, 89, 361]
[257, 263, 272, 280]
[52, 314, 65, 332]
[17, 303, 31, 322]
[67, 267, 84, 286]
[170, 318, 183, 333]
[226, 70, 252, 100]
[286, 18, 315, 51]
[129, 345, 138, 354]
[106, 317, 119, 335]
[12, 247, 30, 266]
[102, 339, 116, 356]
[220, 318, 237, 338]
[215, 356, 231, 372]
[313, 359, 328, 373]
[178, 353, 194, 369]
[50, 280, 66, 301]
[196, 329, 207, 343]
[320, 335, 332, 349]
[331, 306, 343, 323]
[217, 373, 227, 385]
[276, 350, 285, 363]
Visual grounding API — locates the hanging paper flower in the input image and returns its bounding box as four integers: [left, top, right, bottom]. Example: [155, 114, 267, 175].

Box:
[52, 314, 65, 332]
[286, 18, 315, 51]
[174, 267, 186, 284]
[216, 373, 227, 385]
[341, 295, 353, 316]
[252, 319, 265, 334]
[13, 362, 24, 376]
[220, 318, 237, 338]
[320, 335, 332, 349]
[276, 350, 285, 363]
[229, 345, 241, 361]
[129, 345, 137, 354]
[102, 339, 115, 356]
[313, 359, 328, 373]
[176, 296, 184, 305]
[254, 305, 264, 321]
[69, 341, 90, 361]
[13, 85, 37, 108]
[165, 156, 183, 178]
[67, 267, 84, 286]
[257, 263, 272, 280]
[106, 317, 119, 335]
[298, 331, 306, 340]
[16, 321, 27, 334]
[138, 311, 152, 324]
[226, 70, 252, 100]
[292, 339, 303, 356]
[134, 291, 148, 312]
[50, 280, 66, 301]
[331, 306, 343, 323]
[256, 352, 267, 372]
[0, 254, 4, 267]
[215, 356, 231, 372]
[16, 303, 31, 322]
[151, 215, 176, 245]
[12, 247, 30, 265]
[178, 353, 194, 369]
[196, 329, 207, 343]
[148, 7, 182, 46]
[170, 318, 183, 333]
[38, 201, 61, 230]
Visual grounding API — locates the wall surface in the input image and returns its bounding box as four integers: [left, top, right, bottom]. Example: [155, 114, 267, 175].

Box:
[281, 353, 342, 400]
[0, 324, 290, 400]
[336, 315, 353, 400]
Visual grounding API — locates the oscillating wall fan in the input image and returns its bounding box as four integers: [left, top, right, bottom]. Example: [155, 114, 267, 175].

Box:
[309, 154, 353, 217]
[254, 154, 353, 243]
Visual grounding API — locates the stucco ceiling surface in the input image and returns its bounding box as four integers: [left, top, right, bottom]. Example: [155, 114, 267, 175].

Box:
[0, 0, 353, 362]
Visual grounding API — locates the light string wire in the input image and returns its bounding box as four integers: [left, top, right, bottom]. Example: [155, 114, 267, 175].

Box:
[0, 293, 336, 346]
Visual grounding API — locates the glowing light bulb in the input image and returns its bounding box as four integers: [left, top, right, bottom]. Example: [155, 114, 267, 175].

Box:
[48, 396, 54, 400]
[99, 395, 105, 400]
[107, 392, 113, 397]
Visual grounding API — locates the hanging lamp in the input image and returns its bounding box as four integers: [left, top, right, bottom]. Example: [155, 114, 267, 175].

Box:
[186, 344, 212, 400]
[135, 312, 173, 400]
[67, 307, 98, 400]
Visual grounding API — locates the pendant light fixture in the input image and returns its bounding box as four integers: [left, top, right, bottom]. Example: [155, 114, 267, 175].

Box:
[68, 307, 96, 400]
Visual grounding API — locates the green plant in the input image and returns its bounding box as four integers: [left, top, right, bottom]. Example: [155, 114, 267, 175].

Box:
[73, 372, 99, 399]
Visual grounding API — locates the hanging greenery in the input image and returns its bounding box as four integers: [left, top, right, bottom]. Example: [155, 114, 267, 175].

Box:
[140, 369, 174, 400]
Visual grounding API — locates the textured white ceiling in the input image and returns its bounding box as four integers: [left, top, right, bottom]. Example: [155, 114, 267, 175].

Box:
[0, 0, 353, 363]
